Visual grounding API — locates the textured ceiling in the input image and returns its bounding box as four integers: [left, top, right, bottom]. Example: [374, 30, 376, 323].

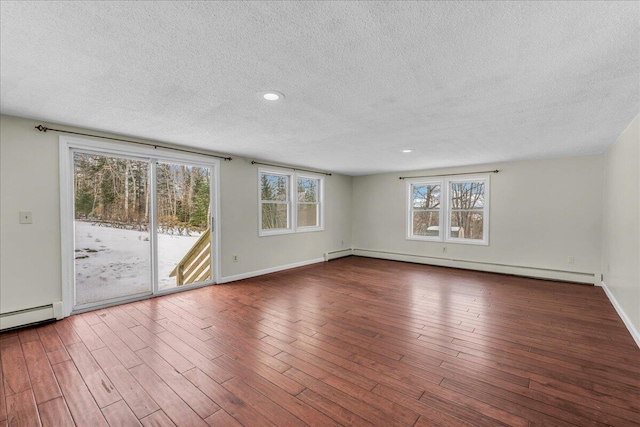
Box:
[1, 1, 639, 175]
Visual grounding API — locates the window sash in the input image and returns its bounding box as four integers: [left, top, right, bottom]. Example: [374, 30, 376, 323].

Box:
[259, 169, 324, 235]
[407, 176, 489, 245]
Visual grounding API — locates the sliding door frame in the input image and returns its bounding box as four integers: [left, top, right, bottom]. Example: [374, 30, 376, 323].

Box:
[59, 136, 221, 317]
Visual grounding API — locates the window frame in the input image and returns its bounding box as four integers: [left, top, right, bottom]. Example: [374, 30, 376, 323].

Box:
[406, 174, 490, 245]
[295, 173, 324, 233]
[258, 167, 324, 236]
[406, 180, 443, 242]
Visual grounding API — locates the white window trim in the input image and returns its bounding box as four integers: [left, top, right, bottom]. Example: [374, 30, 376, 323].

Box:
[406, 174, 490, 245]
[406, 180, 442, 242]
[295, 173, 324, 233]
[258, 168, 294, 236]
[258, 167, 324, 236]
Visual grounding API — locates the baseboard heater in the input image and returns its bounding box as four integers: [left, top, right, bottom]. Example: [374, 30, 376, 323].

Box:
[324, 248, 354, 261]
[0, 301, 64, 331]
[352, 248, 596, 285]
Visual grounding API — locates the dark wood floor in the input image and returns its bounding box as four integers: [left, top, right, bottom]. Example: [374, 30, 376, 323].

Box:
[1, 256, 639, 427]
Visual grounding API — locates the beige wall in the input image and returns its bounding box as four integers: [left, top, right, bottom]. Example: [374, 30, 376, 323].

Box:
[0, 114, 353, 314]
[602, 114, 640, 337]
[352, 156, 604, 280]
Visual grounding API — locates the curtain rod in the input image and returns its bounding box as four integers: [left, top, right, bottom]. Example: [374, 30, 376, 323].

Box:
[251, 161, 332, 176]
[399, 170, 499, 180]
[35, 125, 232, 161]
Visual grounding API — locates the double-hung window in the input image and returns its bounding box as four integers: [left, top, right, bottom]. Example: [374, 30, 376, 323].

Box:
[407, 175, 489, 245]
[259, 168, 324, 236]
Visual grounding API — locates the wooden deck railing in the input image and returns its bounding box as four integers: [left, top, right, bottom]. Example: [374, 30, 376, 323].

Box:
[169, 229, 211, 286]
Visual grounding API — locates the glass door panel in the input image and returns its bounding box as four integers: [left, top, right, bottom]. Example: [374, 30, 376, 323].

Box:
[73, 152, 151, 306]
[156, 161, 212, 290]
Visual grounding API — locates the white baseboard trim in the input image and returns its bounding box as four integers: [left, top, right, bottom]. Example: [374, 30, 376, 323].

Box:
[219, 257, 325, 284]
[0, 301, 64, 330]
[324, 248, 354, 261]
[353, 249, 596, 284]
[599, 281, 640, 348]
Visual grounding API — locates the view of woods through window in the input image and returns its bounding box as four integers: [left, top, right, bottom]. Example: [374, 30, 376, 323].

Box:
[260, 173, 289, 230]
[449, 181, 485, 240]
[73, 152, 212, 306]
[260, 171, 320, 231]
[411, 178, 487, 242]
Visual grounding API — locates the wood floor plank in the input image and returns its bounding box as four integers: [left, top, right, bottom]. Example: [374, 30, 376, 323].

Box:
[36, 324, 71, 366]
[5, 390, 40, 427]
[183, 368, 275, 427]
[155, 331, 232, 383]
[140, 410, 176, 427]
[130, 325, 194, 373]
[67, 315, 105, 351]
[21, 340, 61, 404]
[140, 411, 175, 427]
[220, 377, 307, 427]
[18, 328, 40, 345]
[136, 348, 218, 419]
[52, 319, 81, 346]
[97, 310, 147, 352]
[91, 346, 159, 419]
[296, 388, 375, 427]
[52, 360, 108, 427]
[37, 397, 74, 427]
[101, 399, 142, 427]
[0, 336, 31, 396]
[210, 354, 338, 427]
[284, 367, 407, 427]
[90, 322, 143, 369]
[66, 342, 121, 408]
[0, 356, 6, 422]
[130, 364, 207, 427]
[203, 409, 243, 427]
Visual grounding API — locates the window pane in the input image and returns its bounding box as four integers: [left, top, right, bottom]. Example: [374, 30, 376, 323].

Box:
[73, 152, 151, 305]
[450, 182, 485, 209]
[298, 203, 318, 227]
[298, 178, 319, 202]
[156, 162, 211, 290]
[262, 203, 288, 229]
[412, 211, 440, 236]
[260, 173, 288, 201]
[450, 211, 484, 240]
[413, 184, 440, 209]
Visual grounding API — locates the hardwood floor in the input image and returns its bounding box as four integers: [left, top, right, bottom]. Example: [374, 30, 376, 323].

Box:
[1, 256, 639, 426]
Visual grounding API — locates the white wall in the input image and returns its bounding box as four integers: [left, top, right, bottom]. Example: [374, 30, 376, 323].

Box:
[0, 114, 353, 315]
[1, 116, 63, 313]
[352, 156, 604, 282]
[601, 114, 640, 342]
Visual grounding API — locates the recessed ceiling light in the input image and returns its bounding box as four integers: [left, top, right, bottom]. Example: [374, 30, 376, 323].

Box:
[402, 149, 413, 153]
[259, 91, 284, 101]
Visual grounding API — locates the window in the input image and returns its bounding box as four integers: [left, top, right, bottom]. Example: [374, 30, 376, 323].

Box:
[407, 175, 489, 245]
[259, 168, 324, 236]
[260, 172, 291, 232]
[297, 176, 321, 229]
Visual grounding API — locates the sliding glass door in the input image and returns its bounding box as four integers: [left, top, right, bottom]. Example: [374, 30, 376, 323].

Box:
[63, 138, 218, 313]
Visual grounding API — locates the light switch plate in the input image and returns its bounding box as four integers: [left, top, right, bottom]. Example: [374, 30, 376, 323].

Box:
[19, 211, 32, 224]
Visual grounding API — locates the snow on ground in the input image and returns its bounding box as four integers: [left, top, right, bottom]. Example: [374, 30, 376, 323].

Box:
[74, 221, 202, 305]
